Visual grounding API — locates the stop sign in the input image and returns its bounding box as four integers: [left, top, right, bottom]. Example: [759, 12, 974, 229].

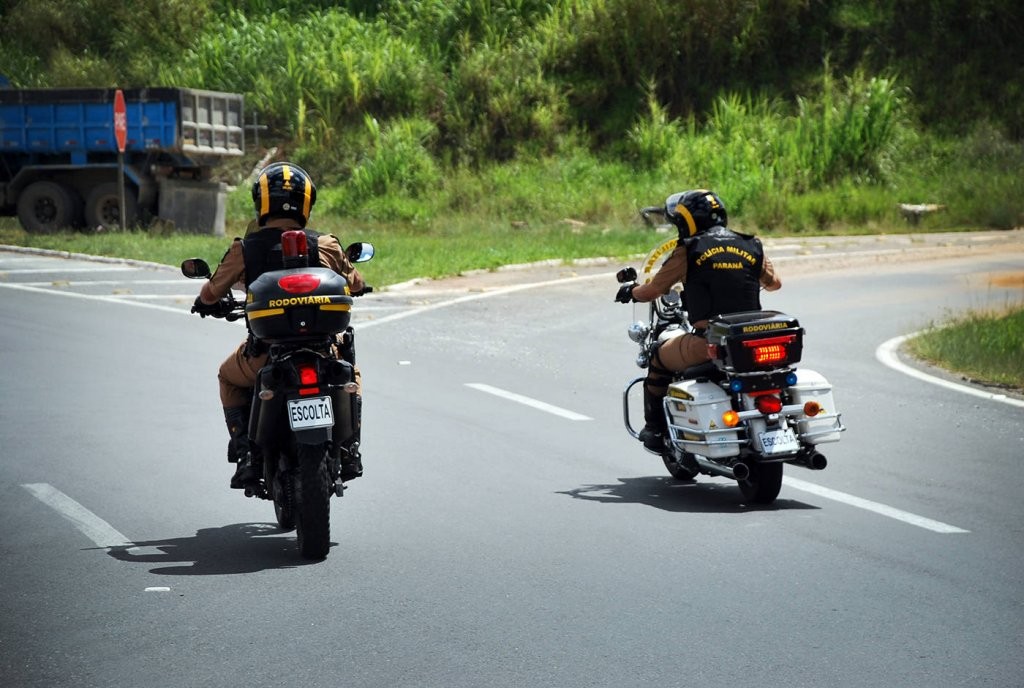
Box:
[113, 89, 127, 153]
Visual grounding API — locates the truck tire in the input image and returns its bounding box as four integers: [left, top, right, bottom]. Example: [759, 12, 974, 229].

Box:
[16, 181, 80, 234]
[85, 182, 138, 230]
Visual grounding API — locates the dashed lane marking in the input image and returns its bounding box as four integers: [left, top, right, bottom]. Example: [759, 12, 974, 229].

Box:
[466, 383, 593, 421]
[784, 476, 970, 533]
[22, 483, 134, 548]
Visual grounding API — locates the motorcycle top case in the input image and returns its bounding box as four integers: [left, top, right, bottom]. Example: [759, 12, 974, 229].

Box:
[707, 310, 803, 372]
[245, 267, 353, 341]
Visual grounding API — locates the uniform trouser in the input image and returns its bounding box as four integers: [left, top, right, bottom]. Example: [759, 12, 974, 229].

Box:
[217, 340, 362, 408]
[644, 333, 710, 427]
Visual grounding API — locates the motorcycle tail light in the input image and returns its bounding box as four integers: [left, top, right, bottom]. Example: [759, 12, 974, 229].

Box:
[754, 394, 783, 414]
[278, 273, 321, 294]
[742, 334, 796, 365]
[722, 410, 740, 427]
[298, 364, 320, 396]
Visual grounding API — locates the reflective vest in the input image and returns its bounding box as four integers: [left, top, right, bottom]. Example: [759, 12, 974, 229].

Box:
[683, 226, 765, 324]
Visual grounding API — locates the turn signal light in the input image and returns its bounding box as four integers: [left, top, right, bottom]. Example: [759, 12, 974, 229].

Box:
[803, 400, 822, 417]
[722, 410, 740, 427]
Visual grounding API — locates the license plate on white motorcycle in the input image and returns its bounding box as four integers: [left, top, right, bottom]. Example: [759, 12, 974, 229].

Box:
[287, 396, 334, 430]
[759, 428, 799, 455]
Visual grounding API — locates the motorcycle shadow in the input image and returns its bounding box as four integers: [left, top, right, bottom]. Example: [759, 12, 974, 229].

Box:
[558, 476, 820, 513]
[104, 522, 331, 574]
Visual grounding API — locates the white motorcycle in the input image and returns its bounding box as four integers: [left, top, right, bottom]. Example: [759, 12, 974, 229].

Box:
[619, 218, 845, 504]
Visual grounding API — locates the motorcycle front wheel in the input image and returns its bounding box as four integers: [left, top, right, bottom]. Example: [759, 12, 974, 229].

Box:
[738, 461, 784, 504]
[295, 442, 332, 560]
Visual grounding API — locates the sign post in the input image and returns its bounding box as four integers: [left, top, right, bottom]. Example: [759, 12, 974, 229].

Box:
[113, 89, 127, 230]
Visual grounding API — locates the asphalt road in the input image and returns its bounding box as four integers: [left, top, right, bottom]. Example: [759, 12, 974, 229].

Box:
[1, 232, 1022, 688]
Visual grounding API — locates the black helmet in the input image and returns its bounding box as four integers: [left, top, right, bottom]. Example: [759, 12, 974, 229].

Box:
[664, 189, 727, 237]
[252, 162, 317, 227]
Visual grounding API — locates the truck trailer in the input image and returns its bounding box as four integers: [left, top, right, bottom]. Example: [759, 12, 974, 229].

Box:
[0, 87, 245, 234]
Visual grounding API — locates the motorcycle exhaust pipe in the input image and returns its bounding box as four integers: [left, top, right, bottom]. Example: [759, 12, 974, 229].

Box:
[794, 450, 828, 470]
[688, 455, 753, 481]
[731, 462, 751, 481]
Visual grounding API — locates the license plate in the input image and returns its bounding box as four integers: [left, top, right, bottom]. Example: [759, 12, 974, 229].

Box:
[759, 428, 799, 455]
[287, 396, 334, 430]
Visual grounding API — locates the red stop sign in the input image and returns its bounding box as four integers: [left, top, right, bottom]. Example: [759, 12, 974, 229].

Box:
[113, 89, 127, 153]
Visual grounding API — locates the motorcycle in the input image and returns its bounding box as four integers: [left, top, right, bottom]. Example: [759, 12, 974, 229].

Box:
[619, 208, 844, 504]
[182, 231, 374, 559]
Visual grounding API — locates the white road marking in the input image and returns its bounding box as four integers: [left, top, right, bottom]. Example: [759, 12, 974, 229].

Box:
[783, 476, 970, 533]
[17, 279, 186, 286]
[0, 266, 136, 274]
[0, 281, 236, 319]
[357, 272, 611, 330]
[145, 587, 171, 592]
[466, 383, 593, 421]
[22, 483, 135, 547]
[877, 334, 1024, 409]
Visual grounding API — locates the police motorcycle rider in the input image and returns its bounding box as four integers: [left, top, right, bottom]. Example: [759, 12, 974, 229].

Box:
[192, 162, 367, 488]
[615, 189, 782, 451]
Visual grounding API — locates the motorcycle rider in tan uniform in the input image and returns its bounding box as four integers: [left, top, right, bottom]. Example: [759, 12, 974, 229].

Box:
[615, 190, 782, 451]
[192, 162, 366, 488]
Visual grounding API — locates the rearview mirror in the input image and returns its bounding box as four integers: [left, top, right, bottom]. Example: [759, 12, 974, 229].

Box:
[181, 258, 212, 279]
[346, 242, 375, 264]
[616, 267, 637, 284]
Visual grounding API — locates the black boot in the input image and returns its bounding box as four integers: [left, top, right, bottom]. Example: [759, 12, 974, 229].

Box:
[224, 406, 259, 489]
[339, 394, 363, 481]
[638, 387, 667, 452]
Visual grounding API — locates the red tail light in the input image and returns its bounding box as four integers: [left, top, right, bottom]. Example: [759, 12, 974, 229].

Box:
[742, 335, 796, 365]
[278, 273, 321, 294]
[298, 364, 320, 395]
[754, 393, 783, 414]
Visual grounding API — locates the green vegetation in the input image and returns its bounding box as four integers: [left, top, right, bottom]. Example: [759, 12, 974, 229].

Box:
[1, 0, 1022, 248]
[908, 307, 1024, 391]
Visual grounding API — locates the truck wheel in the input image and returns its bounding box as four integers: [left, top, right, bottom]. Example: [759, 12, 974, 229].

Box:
[85, 182, 138, 230]
[16, 181, 80, 234]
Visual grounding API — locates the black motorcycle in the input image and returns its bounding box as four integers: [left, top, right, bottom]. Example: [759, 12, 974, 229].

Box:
[182, 233, 374, 559]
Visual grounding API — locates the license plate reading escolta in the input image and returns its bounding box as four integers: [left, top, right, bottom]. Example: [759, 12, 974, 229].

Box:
[288, 396, 334, 430]
[759, 428, 799, 455]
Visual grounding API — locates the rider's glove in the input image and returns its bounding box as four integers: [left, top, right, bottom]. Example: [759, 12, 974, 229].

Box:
[191, 295, 232, 318]
[614, 284, 636, 303]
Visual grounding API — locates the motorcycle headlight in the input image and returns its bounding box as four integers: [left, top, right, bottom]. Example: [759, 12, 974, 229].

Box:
[628, 322, 650, 343]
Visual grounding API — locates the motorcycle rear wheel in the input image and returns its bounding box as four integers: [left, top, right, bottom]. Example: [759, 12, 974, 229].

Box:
[662, 453, 698, 481]
[738, 461, 784, 504]
[296, 443, 332, 560]
[272, 469, 295, 531]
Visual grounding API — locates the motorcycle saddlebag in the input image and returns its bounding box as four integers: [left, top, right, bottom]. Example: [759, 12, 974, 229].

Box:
[665, 380, 740, 459]
[245, 267, 353, 342]
[707, 310, 803, 373]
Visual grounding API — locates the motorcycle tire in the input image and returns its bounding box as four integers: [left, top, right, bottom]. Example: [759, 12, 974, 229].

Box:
[296, 443, 332, 560]
[272, 469, 295, 532]
[738, 461, 784, 504]
[662, 453, 698, 481]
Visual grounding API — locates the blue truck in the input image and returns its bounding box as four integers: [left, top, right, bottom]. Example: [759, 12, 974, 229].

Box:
[0, 87, 245, 234]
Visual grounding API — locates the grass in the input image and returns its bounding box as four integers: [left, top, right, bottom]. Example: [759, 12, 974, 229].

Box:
[0, 214, 651, 288]
[907, 307, 1024, 391]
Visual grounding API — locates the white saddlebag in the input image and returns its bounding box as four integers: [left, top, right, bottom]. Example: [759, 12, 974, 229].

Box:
[788, 368, 843, 444]
[666, 380, 740, 459]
